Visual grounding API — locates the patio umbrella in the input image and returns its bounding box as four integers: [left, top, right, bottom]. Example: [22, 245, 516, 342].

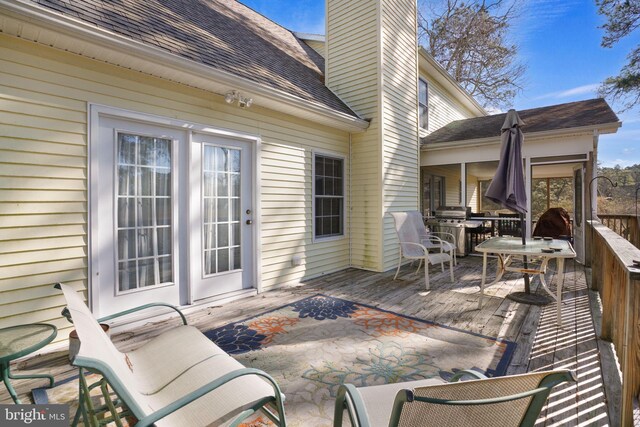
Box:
[485, 109, 527, 215]
[485, 110, 550, 304]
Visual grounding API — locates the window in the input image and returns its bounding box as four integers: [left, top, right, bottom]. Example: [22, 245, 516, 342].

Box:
[116, 133, 173, 292]
[314, 154, 344, 238]
[419, 79, 428, 130]
[421, 172, 445, 216]
[479, 180, 503, 212]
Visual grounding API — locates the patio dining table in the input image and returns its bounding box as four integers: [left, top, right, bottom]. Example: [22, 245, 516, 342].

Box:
[475, 236, 576, 326]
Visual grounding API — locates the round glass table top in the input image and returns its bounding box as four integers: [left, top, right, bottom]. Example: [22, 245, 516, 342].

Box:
[0, 323, 57, 363]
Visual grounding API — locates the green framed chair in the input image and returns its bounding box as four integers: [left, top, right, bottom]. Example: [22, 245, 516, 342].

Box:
[333, 369, 575, 427]
[55, 283, 287, 427]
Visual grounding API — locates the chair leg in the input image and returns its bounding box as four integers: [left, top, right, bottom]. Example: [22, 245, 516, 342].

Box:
[449, 257, 454, 283]
[415, 259, 423, 274]
[424, 258, 430, 290]
[394, 248, 402, 280]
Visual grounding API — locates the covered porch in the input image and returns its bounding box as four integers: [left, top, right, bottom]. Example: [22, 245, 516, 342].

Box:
[0, 256, 613, 426]
[420, 99, 621, 263]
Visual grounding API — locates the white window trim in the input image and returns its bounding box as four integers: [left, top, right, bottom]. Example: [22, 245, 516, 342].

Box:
[89, 104, 263, 312]
[419, 78, 429, 131]
[312, 150, 346, 243]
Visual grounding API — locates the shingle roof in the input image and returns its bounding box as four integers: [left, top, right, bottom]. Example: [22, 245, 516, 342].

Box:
[423, 98, 620, 144]
[28, 0, 357, 117]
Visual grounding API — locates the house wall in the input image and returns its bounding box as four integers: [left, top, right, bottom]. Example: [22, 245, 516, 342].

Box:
[303, 39, 325, 57]
[326, 0, 382, 270]
[380, 0, 419, 270]
[423, 77, 477, 134]
[0, 35, 351, 335]
[326, 0, 418, 272]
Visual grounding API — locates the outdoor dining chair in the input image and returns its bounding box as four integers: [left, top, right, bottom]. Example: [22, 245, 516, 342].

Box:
[333, 369, 576, 427]
[406, 210, 457, 268]
[391, 211, 454, 290]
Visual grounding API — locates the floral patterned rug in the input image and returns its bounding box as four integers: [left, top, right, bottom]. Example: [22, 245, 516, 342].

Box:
[35, 295, 515, 426]
[205, 294, 516, 427]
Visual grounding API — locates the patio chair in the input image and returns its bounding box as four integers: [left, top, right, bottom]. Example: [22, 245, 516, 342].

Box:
[54, 283, 286, 427]
[406, 210, 457, 268]
[498, 213, 522, 237]
[391, 212, 454, 290]
[333, 369, 576, 427]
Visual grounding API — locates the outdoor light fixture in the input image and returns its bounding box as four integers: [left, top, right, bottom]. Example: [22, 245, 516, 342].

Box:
[224, 90, 253, 109]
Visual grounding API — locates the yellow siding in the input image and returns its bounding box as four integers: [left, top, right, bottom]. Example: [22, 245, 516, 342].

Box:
[426, 77, 477, 133]
[381, 0, 419, 270]
[327, 0, 382, 270]
[303, 39, 325, 57]
[0, 35, 350, 334]
[327, 0, 418, 272]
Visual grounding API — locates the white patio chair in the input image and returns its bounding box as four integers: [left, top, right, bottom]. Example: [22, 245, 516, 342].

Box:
[390, 212, 454, 290]
[54, 283, 286, 427]
[406, 210, 457, 269]
[333, 369, 576, 427]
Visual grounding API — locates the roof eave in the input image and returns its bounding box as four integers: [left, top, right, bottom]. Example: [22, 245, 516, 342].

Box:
[421, 121, 622, 151]
[0, 0, 369, 132]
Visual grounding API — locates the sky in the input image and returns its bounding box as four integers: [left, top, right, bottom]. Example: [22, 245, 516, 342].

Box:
[239, 0, 639, 169]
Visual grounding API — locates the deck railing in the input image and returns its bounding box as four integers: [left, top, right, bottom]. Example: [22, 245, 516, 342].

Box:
[588, 220, 640, 426]
[598, 214, 640, 248]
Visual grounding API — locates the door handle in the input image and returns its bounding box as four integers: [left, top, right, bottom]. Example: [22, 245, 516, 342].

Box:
[246, 220, 253, 225]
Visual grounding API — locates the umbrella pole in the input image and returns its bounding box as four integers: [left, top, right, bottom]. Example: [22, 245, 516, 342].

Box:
[506, 213, 552, 306]
[521, 213, 531, 294]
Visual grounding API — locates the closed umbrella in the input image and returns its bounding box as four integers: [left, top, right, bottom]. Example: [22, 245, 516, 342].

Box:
[485, 109, 550, 304]
[485, 110, 527, 215]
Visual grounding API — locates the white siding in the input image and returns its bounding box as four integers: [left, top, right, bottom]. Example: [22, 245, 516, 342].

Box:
[0, 35, 350, 336]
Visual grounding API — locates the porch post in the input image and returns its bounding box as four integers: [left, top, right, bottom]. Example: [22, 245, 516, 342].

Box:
[525, 156, 532, 238]
[461, 162, 467, 207]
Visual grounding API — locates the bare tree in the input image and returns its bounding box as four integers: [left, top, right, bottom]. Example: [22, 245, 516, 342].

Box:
[418, 0, 526, 109]
[597, 0, 640, 112]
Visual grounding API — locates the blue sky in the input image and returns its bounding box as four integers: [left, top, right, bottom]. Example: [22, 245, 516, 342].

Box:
[240, 0, 639, 168]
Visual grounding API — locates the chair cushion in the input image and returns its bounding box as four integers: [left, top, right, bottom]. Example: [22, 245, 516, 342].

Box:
[151, 355, 277, 427]
[126, 325, 227, 394]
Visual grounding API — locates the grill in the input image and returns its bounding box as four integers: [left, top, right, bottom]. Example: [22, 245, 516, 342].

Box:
[425, 207, 483, 257]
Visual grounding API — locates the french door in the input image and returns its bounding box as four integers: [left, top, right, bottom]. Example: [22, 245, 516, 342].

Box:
[91, 107, 257, 317]
[93, 117, 185, 315]
[190, 134, 254, 300]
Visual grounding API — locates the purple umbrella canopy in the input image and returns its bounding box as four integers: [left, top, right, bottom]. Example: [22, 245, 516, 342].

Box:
[485, 109, 527, 214]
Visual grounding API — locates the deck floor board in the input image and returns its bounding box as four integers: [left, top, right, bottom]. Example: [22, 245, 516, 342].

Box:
[0, 256, 612, 425]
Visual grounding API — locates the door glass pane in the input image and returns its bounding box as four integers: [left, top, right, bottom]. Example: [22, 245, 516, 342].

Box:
[203, 144, 242, 276]
[116, 133, 173, 292]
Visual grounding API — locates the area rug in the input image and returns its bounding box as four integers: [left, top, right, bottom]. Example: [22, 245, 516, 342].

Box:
[35, 294, 515, 427]
[207, 294, 515, 426]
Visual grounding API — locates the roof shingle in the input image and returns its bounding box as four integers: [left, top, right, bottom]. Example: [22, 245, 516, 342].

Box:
[29, 0, 356, 117]
[423, 98, 619, 144]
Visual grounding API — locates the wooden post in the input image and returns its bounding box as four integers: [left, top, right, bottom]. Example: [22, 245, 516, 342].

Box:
[590, 221, 640, 425]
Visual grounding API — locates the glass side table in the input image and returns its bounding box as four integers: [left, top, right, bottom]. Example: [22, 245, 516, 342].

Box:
[0, 323, 57, 404]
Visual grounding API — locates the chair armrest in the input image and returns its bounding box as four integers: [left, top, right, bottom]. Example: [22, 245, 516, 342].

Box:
[398, 242, 428, 254]
[97, 303, 188, 326]
[449, 369, 488, 382]
[135, 368, 285, 427]
[53, 283, 188, 326]
[430, 231, 456, 242]
[334, 384, 371, 427]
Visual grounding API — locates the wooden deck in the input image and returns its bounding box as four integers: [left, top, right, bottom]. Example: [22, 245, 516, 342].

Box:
[1, 256, 612, 426]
